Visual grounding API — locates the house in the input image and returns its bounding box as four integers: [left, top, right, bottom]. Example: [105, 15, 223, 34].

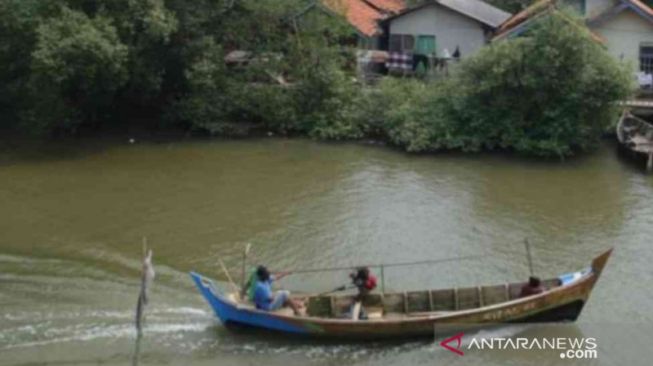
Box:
[382, 0, 513, 58]
[299, 0, 512, 77]
[587, 0, 653, 75]
[495, 0, 653, 78]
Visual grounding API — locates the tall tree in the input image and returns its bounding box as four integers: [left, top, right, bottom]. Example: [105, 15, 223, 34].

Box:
[27, 6, 129, 132]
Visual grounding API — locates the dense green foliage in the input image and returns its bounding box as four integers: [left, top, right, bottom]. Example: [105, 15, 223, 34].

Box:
[1, 0, 177, 133]
[0, 2, 632, 157]
[1, 0, 354, 135]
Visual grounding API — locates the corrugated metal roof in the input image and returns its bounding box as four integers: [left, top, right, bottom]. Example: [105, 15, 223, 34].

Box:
[493, 10, 606, 44]
[437, 0, 512, 28]
[383, 0, 512, 28]
[499, 0, 653, 39]
[493, 0, 653, 43]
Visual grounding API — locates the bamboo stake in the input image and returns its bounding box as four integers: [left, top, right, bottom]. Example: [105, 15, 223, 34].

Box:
[218, 259, 240, 294]
[524, 238, 534, 277]
[241, 243, 251, 289]
[135, 237, 154, 336]
[131, 334, 142, 366]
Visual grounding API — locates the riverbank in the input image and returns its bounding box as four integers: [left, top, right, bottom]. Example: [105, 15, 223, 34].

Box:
[0, 128, 626, 172]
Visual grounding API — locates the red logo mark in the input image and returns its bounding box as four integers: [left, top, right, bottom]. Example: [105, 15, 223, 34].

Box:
[440, 332, 465, 356]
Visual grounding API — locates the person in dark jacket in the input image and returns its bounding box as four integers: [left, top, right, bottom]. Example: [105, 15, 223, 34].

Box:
[520, 276, 545, 297]
[350, 267, 377, 299]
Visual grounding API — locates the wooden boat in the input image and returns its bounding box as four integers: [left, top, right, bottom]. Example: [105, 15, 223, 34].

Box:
[190, 249, 612, 339]
[616, 110, 653, 171]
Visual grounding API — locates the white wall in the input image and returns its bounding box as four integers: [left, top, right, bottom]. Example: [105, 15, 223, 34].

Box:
[585, 0, 616, 18]
[388, 4, 487, 58]
[591, 9, 653, 71]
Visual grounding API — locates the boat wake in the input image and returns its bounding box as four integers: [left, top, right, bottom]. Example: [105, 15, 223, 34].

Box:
[0, 306, 214, 350]
[0, 252, 216, 352]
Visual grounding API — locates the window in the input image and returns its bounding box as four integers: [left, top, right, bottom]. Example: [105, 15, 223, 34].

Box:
[389, 34, 415, 53]
[640, 44, 653, 74]
[416, 35, 436, 56]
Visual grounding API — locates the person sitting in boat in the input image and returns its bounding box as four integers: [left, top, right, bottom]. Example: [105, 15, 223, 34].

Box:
[520, 276, 545, 297]
[350, 267, 377, 299]
[252, 265, 304, 315]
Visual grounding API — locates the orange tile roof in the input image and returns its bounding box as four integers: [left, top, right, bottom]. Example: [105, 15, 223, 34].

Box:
[347, 0, 384, 36]
[323, 0, 406, 37]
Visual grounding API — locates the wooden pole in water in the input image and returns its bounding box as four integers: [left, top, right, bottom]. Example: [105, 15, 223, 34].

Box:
[380, 265, 385, 294]
[524, 238, 534, 278]
[239, 244, 251, 300]
[647, 152, 653, 173]
[241, 243, 251, 289]
[131, 334, 142, 366]
[135, 237, 154, 336]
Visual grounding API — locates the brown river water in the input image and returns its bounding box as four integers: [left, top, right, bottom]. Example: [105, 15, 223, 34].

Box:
[1, 138, 652, 365]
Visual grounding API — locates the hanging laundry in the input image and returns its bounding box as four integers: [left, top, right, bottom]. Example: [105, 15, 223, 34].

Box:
[386, 52, 413, 72]
[637, 72, 653, 88]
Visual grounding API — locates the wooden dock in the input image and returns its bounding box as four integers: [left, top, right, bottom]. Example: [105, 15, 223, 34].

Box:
[622, 99, 653, 108]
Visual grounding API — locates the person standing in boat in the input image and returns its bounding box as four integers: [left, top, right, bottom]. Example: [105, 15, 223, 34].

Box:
[346, 267, 377, 320]
[350, 267, 377, 300]
[252, 265, 304, 315]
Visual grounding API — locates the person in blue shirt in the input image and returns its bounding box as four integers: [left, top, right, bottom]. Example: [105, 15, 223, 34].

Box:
[253, 265, 304, 315]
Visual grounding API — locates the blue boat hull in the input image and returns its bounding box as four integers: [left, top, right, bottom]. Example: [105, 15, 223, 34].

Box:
[190, 272, 310, 335]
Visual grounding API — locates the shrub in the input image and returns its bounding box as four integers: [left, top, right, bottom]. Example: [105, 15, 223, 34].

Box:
[361, 78, 432, 151]
[440, 12, 633, 157]
[300, 66, 365, 140]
